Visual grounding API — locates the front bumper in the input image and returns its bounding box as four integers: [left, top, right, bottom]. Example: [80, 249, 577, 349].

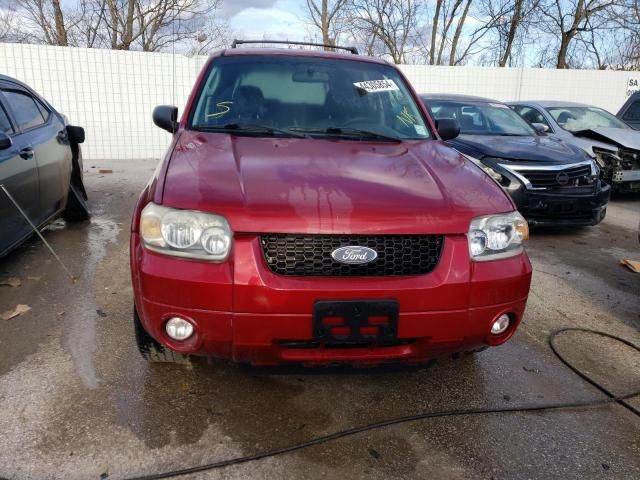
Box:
[509, 182, 610, 227]
[131, 234, 532, 366]
[611, 169, 640, 192]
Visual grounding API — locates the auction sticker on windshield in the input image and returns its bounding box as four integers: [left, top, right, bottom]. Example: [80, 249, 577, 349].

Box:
[354, 79, 399, 93]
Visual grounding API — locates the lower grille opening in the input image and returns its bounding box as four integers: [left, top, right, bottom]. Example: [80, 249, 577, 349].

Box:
[278, 339, 415, 349]
[260, 234, 444, 277]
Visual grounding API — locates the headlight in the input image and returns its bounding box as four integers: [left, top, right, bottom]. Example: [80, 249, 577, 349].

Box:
[140, 203, 232, 261]
[468, 212, 528, 261]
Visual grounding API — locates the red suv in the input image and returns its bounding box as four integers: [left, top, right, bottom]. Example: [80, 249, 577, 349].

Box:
[130, 42, 532, 366]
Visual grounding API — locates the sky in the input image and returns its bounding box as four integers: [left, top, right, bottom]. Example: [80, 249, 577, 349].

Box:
[221, 0, 312, 42]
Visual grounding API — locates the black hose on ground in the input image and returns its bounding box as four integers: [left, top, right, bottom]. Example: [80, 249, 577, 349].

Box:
[124, 328, 640, 480]
[549, 328, 640, 416]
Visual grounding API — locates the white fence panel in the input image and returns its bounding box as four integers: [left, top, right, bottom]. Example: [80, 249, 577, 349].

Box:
[0, 43, 636, 160]
[0, 43, 206, 160]
[399, 65, 633, 112]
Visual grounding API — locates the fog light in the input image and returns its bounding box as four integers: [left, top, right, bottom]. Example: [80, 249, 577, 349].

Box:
[165, 317, 194, 340]
[491, 314, 510, 335]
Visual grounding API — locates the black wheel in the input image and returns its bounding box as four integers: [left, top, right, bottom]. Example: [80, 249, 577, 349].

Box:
[63, 183, 90, 222]
[133, 307, 190, 364]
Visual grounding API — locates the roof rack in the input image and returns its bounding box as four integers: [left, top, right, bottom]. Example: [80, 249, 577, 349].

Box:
[231, 39, 359, 55]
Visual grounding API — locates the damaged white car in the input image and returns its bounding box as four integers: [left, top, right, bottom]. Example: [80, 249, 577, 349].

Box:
[510, 101, 640, 193]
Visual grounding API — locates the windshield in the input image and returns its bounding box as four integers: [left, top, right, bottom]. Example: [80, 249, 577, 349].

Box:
[546, 106, 629, 132]
[190, 55, 430, 140]
[425, 100, 536, 136]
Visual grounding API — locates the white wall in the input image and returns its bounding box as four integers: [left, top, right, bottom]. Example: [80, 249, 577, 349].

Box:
[0, 43, 637, 160]
[0, 43, 207, 160]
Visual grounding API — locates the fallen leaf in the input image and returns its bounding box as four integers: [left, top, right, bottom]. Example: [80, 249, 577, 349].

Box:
[1, 304, 31, 320]
[43, 219, 66, 231]
[621, 259, 640, 273]
[0, 277, 21, 288]
[368, 448, 381, 459]
[99, 169, 113, 174]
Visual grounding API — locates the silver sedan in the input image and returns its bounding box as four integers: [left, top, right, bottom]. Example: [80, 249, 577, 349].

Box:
[509, 100, 640, 193]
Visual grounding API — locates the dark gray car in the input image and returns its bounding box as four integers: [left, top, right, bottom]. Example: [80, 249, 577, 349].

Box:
[617, 92, 640, 130]
[0, 74, 88, 257]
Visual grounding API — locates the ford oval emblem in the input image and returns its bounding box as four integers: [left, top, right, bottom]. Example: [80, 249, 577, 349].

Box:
[331, 246, 378, 265]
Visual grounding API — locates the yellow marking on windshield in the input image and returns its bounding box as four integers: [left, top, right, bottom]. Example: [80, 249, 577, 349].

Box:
[207, 101, 233, 118]
[397, 106, 416, 127]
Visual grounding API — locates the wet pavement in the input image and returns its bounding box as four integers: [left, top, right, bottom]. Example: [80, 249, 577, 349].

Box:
[0, 160, 639, 480]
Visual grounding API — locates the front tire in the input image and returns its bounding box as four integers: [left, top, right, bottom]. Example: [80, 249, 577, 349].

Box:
[133, 307, 190, 364]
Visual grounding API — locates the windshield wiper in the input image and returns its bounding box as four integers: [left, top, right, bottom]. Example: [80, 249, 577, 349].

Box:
[495, 133, 529, 137]
[193, 123, 307, 139]
[290, 126, 402, 143]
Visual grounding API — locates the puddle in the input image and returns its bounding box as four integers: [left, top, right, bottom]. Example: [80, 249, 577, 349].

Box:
[61, 217, 119, 388]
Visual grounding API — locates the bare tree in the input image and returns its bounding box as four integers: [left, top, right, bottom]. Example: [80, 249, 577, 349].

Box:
[426, 0, 497, 65]
[536, 0, 616, 68]
[15, 0, 227, 52]
[431, 0, 465, 64]
[480, 0, 530, 66]
[448, 0, 473, 65]
[17, 0, 71, 45]
[607, 0, 640, 69]
[304, 0, 350, 47]
[0, 3, 29, 42]
[349, 0, 423, 63]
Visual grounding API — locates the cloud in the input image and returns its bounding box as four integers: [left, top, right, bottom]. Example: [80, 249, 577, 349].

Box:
[229, 1, 309, 41]
[220, 0, 281, 19]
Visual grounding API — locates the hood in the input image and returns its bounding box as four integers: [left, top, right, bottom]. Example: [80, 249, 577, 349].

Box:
[448, 134, 587, 163]
[160, 131, 513, 235]
[573, 127, 640, 151]
[554, 134, 618, 157]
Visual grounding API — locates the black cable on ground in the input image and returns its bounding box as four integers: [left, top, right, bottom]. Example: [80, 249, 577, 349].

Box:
[124, 328, 640, 480]
[549, 328, 640, 416]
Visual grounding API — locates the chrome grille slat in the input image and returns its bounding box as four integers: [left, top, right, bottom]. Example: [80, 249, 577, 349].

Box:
[512, 165, 592, 189]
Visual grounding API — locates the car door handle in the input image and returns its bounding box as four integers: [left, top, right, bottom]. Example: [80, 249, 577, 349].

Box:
[19, 147, 34, 160]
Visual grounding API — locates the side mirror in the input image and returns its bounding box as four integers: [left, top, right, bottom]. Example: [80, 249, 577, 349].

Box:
[66, 125, 85, 144]
[0, 131, 12, 150]
[153, 105, 179, 133]
[531, 123, 549, 134]
[435, 118, 460, 141]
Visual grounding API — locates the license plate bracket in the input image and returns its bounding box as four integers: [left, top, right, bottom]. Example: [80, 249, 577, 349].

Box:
[312, 300, 399, 345]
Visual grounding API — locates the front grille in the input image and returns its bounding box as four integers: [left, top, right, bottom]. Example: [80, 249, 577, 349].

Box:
[515, 164, 592, 189]
[260, 234, 444, 277]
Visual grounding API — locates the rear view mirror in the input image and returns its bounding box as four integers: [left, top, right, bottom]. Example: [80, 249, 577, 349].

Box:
[292, 68, 329, 83]
[153, 105, 179, 133]
[67, 125, 85, 143]
[0, 131, 12, 150]
[435, 118, 460, 141]
[531, 123, 549, 134]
